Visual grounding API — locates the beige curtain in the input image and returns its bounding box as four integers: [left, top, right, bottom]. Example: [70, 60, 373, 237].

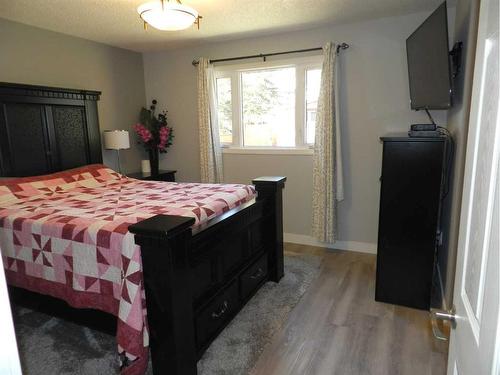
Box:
[198, 57, 223, 183]
[312, 42, 344, 243]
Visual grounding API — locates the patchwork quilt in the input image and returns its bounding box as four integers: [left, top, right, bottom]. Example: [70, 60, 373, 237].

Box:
[0, 164, 256, 375]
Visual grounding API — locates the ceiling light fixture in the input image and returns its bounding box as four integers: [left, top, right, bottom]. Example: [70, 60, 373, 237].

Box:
[138, 0, 202, 31]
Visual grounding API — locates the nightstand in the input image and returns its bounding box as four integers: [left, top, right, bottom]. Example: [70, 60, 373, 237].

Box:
[127, 170, 177, 182]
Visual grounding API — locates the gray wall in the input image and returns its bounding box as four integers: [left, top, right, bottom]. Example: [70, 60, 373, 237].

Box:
[143, 10, 453, 248]
[0, 18, 147, 173]
[438, 0, 480, 307]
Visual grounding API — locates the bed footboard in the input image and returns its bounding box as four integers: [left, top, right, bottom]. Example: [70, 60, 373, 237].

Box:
[129, 176, 286, 375]
[252, 176, 286, 282]
[130, 215, 197, 374]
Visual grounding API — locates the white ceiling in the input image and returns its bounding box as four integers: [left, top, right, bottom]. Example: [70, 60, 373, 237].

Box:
[0, 0, 448, 52]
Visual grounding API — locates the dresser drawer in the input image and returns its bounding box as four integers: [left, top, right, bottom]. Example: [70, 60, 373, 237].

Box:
[240, 253, 268, 300]
[195, 280, 239, 347]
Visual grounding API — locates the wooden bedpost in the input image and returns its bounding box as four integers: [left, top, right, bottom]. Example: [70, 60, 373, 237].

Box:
[252, 176, 287, 282]
[129, 215, 197, 375]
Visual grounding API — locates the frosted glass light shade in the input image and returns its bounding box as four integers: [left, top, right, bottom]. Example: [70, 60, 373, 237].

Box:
[104, 130, 130, 150]
[138, 1, 198, 31]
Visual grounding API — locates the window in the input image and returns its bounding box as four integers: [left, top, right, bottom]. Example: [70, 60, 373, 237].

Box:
[215, 77, 232, 144]
[241, 67, 296, 147]
[305, 68, 321, 145]
[215, 57, 322, 150]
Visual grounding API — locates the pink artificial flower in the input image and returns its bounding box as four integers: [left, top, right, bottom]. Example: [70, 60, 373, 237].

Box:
[133, 122, 171, 150]
[133, 123, 153, 143]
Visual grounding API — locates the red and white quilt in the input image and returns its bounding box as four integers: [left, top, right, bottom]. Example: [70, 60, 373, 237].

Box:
[0, 164, 255, 375]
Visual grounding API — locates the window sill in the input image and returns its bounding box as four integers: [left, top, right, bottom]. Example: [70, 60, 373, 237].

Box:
[222, 147, 314, 155]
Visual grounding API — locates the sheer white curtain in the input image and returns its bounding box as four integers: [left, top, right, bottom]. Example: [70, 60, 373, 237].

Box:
[198, 57, 223, 183]
[312, 42, 344, 243]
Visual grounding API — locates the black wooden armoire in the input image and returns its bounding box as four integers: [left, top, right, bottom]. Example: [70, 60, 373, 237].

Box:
[0, 82, 102, 177]
[375, 135, 449, 310]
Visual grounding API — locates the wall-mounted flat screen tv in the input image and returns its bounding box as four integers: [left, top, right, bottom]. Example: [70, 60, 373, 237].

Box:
[406, 2, 452, 110]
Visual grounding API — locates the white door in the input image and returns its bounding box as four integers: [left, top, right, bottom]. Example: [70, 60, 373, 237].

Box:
[0, 254, 22, 375]
[446, 0, 500, 372]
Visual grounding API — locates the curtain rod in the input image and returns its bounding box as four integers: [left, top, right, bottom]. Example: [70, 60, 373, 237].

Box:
[191, 42, 349, 66]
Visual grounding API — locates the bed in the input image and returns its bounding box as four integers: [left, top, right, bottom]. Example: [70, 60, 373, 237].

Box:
[0, 82, 286, 375]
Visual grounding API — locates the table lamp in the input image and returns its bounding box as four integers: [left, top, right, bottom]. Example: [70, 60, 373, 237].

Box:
[103, 130, 130, 174]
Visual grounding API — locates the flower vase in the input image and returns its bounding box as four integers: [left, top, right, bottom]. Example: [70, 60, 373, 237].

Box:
[149, 149, 159, 177]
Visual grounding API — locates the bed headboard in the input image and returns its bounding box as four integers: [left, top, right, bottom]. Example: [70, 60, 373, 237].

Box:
[0, 82, 102, 177]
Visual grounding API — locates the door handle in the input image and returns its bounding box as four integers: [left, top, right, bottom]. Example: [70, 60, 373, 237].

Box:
[250, 267, 264, 280]
[430, 306, 456, 341]
[211, 301, 229, 319]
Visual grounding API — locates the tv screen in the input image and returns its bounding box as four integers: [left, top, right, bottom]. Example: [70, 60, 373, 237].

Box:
[406, 2, 452, 110]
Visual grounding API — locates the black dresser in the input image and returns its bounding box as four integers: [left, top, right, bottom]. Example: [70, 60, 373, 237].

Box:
[375, 135, 449, 310]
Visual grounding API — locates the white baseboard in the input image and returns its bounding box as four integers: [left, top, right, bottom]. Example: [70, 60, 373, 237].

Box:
[284, 233, 377, 254]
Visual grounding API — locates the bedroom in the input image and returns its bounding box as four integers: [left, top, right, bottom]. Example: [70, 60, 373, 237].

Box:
[0, 0, 498, 374]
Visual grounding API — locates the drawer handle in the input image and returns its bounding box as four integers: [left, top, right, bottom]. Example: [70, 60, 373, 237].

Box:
[211, 301, 229, 319]
[250, 267, 264, 280]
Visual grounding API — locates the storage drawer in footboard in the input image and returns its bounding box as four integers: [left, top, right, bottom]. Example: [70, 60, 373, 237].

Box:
[195, 280, 239, 348]
[240, 253, 268, 301]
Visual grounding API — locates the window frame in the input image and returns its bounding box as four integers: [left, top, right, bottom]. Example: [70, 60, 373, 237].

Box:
[214, 55, 323, 152]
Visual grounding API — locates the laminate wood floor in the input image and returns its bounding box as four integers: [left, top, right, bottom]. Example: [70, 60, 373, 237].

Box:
[250, 243, 449, 375]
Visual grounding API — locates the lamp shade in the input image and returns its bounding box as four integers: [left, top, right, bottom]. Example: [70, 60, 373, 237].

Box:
[138, 1, 198, 31]
[104, 130, 130, 150]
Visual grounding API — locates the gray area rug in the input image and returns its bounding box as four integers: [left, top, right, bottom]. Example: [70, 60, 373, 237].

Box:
[13, 253, 321, 375]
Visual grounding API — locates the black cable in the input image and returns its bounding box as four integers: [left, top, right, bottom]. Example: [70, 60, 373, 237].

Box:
[437, 126, 450, 136]
[413, 108, 453, 199]
[424, 108, 437, 125]
[437, 126, 454, 199]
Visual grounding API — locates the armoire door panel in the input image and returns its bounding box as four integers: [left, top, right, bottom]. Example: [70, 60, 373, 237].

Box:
[0, 103, 51, 176]
[51, 106, 90, 171]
